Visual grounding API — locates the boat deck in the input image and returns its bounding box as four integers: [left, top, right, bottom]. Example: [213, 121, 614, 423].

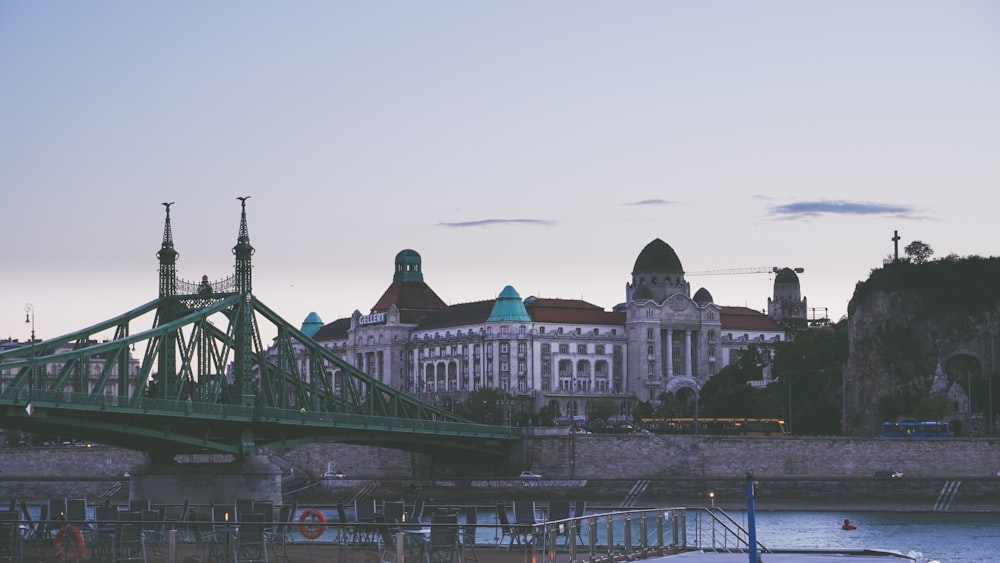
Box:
[652, 550, 920, 561]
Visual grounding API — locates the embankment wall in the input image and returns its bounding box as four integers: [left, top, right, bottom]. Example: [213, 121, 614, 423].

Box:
[2, 434, 999, 484]
[518, 433, 1000, 480]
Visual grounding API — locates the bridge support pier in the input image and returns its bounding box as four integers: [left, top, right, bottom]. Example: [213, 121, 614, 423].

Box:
[129, 451, 282, 505]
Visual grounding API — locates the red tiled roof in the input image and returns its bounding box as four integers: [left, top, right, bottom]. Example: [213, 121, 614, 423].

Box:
[526, 298, 625, 325]
[312, 317, 351, 341]
[371, 281, 447, 313]
[720, 306, 781, 331]
[417, 300, 495, 330]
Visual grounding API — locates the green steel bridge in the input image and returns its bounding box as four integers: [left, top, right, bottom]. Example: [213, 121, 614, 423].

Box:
[0, 199, 518, 461]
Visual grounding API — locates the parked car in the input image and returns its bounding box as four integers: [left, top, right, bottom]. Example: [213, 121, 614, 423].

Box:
[874, 469, 904, 480]
[322, 470, 347, 479]
[519, 470, 542, 480]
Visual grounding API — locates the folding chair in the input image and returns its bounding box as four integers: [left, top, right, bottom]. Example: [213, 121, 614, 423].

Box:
[268, 503, 295, 563]
[47, 498, 67, 531]
[117, 511, 147, 563]
[546, 501, 571, 545]
[141, 508, 167, 560]
[0, 510, 22, 563]
[92, 505, 120, 562]
[383, 501, 405, 525]
[254, 501, 275, 524]
[18, 501, 44, 545]
[213, 503, 236, 531]
[335, 502, 353, 545]
[190, 510, 224, 563]
[234, 512, 269, 563]
[408, 499, 425, 524]
[129, 500, 151, 513]
[65, 499, 87, 526]
[235, 499, 256, 522]
[460, 507, 478, 563]
[494, 503, 514, 550]
[353, 499, 377, 545]
[572, 500, 587, 544]
[511, 501, 537, 547]
[426, 512, 458, 563]
[374, 513, 423, 563]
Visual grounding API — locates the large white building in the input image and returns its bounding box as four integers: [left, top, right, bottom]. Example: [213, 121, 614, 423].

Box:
[303, 239, 804, 423]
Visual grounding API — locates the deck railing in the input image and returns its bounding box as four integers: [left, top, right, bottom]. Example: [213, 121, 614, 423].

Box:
[3, 504, 767, 563]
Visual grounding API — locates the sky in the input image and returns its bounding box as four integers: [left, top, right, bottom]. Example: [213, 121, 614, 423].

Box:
[2, 1, 999, 346]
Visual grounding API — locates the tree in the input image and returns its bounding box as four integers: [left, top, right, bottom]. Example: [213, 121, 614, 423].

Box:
[587, 398, 618, 424]
[458, 387, 507, 425]
[655, 392, 686, 417]
[772, 321, 849, 435]
[632, 401, 654, 422]
[905, 240, 934, 264]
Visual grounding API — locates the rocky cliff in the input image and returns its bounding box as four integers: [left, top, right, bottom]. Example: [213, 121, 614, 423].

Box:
[844, 257, 1000, 435]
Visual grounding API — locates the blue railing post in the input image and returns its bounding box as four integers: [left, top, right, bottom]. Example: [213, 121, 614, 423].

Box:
[745, 471, 758, 563]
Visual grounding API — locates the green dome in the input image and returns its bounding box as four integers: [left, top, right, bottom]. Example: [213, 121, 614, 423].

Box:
[393, 249, 424, 282]
[301, 312, 324, 338]
[488, 286, 532, 322]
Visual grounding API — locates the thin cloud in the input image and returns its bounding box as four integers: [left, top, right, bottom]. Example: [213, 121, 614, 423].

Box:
[624, 198, 677, 206]
[437, 218, 556, 228]
[768, 200, 923, 220]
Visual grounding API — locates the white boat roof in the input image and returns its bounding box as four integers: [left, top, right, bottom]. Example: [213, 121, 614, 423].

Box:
[651, 549, 926, 562]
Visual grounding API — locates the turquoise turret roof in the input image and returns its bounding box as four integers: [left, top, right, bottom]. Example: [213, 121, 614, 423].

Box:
[487, 286, 532, 322]
[301, 312, 324, 337]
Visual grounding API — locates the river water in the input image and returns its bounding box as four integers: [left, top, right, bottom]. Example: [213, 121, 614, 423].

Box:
[714, 511, 1000, 563]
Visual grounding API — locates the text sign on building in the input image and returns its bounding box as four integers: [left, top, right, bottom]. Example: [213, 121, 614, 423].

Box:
[359, 312, 387, 326]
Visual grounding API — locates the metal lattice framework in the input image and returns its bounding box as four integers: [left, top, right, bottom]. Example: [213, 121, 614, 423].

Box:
[0, 201, 517, 458]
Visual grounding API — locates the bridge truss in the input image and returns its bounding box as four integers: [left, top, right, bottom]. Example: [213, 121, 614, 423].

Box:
[0, 201, 517, 458]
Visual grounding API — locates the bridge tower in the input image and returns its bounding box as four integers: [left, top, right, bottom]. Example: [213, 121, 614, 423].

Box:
[232, 196, 256, 407]
[155, 202, 180, 402]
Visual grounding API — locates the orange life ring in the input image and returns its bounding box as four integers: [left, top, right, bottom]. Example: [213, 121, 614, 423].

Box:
[298, 508, 327, 540]
[53, 525, 86, 562]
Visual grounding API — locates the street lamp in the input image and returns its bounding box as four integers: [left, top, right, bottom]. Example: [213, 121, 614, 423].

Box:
[787, 374, 792, 435]
[968, 370, 974, 435]
[693, 387, 700, 435]
[24, 303, 35, 342]
[24, 303, 36, 392]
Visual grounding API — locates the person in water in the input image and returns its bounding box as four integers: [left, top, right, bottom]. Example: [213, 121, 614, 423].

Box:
[841, 519, 857, 530]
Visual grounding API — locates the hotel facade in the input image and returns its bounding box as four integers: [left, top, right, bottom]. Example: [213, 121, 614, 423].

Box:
[302, 239, 806, 423]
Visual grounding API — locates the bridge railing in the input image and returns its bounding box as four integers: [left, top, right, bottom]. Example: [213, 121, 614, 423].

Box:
[0, 389, 518, 439]
[0, 388, 255, 418]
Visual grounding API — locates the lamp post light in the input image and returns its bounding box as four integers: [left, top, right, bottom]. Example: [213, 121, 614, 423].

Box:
[24, 303, 36, 393]
[24, 304, 35, 342]
[968, 370, 974, 435]
[708, 491, 716, 545]
[787, 375, 792, 435]
[693, 387, 700, 435]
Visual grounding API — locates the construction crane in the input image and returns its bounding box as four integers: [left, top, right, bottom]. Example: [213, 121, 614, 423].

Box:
[686, 267, 804, 276]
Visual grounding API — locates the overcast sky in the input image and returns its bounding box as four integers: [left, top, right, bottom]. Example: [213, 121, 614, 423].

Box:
[2, 1, 998, 345]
